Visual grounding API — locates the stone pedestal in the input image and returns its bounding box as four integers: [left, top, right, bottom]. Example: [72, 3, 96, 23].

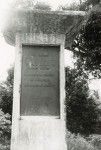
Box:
[2, 9, 85, 150]
[11, 33, 67, 150]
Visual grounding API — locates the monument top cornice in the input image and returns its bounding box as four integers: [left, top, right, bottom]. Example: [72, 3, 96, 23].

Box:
[2, 8, 86, 46]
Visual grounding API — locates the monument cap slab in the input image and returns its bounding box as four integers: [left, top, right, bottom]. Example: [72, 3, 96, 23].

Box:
[3, 8, 85, 46]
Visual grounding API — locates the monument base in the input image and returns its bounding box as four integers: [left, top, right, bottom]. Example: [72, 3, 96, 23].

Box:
[11, 117, 66, 150]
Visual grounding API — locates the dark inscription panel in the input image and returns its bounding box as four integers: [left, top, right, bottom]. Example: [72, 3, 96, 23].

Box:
[21, 45, 60, 116]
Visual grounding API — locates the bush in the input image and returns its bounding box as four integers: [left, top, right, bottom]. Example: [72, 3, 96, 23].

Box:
[0, 109, 11, 150]
[66, 131, 96, 150]
[88, 134, 101, 150]
[0, 144, 10, 150]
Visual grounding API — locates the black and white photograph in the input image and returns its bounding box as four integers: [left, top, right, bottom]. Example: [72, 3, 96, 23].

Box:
[0, 0, 101, 150]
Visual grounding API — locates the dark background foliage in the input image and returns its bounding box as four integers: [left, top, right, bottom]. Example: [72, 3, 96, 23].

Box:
[0, 67, 14, 116]
[65, 67, 99, 136]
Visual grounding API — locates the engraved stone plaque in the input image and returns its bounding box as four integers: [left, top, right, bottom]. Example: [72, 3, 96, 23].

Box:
[21, 45, 60, 116]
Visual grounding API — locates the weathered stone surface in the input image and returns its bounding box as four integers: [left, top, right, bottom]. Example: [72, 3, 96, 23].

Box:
[3, 9, 85, 46]
[11, 33, 67, 150]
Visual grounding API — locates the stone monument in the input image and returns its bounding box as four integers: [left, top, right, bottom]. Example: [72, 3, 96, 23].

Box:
[3, 8, 85, 150]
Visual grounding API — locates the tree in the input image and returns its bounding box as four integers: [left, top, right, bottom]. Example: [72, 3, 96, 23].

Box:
[60, 2, 80, 11]
[86, 0, 100, 6]
[65, 67, 99, 136]
[34, 2, 51, 11]
[0, 66, 13, 147]
[11, 0, 51, 10]
[0, 67, 13, 148]
[0, 67, 14, 116]
[71, 3, 101, 78]
[11, 0, 35, 9]
[60, 0, 100, 11]
[79, 0, 100, 10]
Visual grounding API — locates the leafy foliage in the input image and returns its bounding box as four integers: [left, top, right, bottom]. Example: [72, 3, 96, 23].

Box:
[66, 131, 96, 150]
[0, 67, 14, 115]
[72, 4, 101, 77]
[59, 2, 80, 11]
[79, 0, 100, 11]
[0, 109, 11, 150]
[65, 67, 99, 136]
[88, 134, 101, 150]
[11, 0, 51, 10]
[11, 0, 34, 9]
[60, 0, 100, 11]
[34, 2, 51, 10]
[0, 110, 11, 142]
[0, 67, 13, 149]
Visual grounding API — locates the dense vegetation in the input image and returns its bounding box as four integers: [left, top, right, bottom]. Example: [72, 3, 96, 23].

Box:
[0, 67, 13, 149]
[65, 67, 99, 136]
[70, 1, 101, 77]
[0, 67, 13, 116]
[61, 0, 100, 11]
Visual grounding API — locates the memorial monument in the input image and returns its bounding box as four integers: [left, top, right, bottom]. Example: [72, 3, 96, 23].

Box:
[3, 7, 85, 150]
